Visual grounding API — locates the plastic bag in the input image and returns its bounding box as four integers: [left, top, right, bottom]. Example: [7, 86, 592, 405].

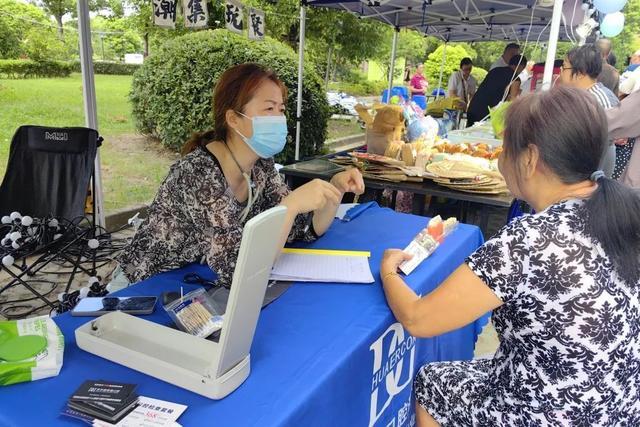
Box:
[0, 316, 64, 386]
[489, 101, 511, 138]
[164, 288, 223, 338]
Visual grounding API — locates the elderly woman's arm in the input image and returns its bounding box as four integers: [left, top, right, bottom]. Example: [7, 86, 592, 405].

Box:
[380, 250, 503, 338]
[607, 89, 640, 140]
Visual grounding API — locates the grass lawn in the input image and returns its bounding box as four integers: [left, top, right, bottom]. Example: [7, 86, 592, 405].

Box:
[0, 73, 177, 212]
[326, 118, 364, 140]
[0, 74, 364, 213]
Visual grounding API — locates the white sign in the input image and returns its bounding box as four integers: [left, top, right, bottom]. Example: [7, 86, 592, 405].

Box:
[248, 8, 265, 40]
[369, 322, 416, 426]
[183, 0, 209, 28]
[124, 54, 144, 64]
[224, 0, 244, 34]
[152, 0, 177, 29]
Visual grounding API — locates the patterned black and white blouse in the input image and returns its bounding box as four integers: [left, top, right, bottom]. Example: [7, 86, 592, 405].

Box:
[117, 146, 316, 287]
[415, 199, 640, 426]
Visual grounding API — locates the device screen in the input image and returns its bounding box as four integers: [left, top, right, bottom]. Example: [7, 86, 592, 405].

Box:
[72, 296, 157, 315]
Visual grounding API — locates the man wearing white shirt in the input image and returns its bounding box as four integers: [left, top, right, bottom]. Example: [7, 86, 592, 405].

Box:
[448, 57, 477, 108]
[490, 43, 520, 70]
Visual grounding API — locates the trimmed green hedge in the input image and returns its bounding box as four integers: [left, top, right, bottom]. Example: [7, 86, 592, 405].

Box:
[0, 59, 73, 78]
[130, 29, 330, 164]
[71, 60, 142, 75]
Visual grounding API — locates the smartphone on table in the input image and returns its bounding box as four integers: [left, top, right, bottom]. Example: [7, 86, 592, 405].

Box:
[71, 296, 157, 316]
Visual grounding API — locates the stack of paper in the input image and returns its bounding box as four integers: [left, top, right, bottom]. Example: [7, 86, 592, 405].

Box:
[270, 249, 374, 284]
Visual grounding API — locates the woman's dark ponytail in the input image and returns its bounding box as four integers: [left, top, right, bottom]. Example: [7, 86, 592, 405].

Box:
[585, 177, 640, 284]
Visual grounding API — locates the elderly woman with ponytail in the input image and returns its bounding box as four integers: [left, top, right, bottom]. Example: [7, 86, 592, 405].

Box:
[380, 87, 640, 426]
[115, 63, 364, 289]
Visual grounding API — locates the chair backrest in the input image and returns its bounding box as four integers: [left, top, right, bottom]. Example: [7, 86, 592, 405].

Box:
[0, 126, 101, 219]
[214, 205, 287, 378]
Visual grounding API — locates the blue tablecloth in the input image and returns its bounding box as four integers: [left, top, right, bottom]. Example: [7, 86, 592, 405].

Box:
[0, 206, 488, 427]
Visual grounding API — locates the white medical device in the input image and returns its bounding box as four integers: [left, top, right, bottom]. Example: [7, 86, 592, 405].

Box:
[75, 206, 288, 399]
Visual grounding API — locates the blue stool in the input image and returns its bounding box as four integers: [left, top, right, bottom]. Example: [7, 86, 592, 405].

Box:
[382, 87, 409, 103]
[431, 88, 446, 97]
[412, 95, 427, 110]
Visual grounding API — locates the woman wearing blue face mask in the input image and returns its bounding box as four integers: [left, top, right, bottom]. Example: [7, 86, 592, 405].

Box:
[114, 63, 365, 289]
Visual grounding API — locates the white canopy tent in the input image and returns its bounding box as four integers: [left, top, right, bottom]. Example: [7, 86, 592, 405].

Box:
[294, 0, 590, 160]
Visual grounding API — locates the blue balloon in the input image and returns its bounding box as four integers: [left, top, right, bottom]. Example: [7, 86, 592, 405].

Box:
[600, 12, 625, 37]
[594, 0, 627, 14]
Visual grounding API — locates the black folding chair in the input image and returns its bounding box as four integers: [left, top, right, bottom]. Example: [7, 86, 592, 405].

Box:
[0, 125, 101, 219]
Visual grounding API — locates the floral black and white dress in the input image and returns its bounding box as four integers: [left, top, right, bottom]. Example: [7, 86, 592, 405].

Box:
[117, 146, 316, 288]
[414, 199, 640, 426]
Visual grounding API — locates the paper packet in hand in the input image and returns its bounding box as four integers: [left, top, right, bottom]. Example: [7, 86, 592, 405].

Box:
[399, 216, 458, 275]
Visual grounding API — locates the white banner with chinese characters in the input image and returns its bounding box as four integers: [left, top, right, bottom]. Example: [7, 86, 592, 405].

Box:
[248, 8, 265, 41]
[225, 0, 244, 34]
[183, 0, 209, 28]
[153, 0, 177, 28]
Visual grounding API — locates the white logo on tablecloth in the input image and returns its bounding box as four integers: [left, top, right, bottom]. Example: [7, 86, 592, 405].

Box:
[369, 322, 416, 426]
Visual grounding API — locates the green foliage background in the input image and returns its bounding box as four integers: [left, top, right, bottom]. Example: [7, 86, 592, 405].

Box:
[130, 29, 330, 164]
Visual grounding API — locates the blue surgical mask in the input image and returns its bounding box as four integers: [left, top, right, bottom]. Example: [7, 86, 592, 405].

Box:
[234, 112, 288, 158]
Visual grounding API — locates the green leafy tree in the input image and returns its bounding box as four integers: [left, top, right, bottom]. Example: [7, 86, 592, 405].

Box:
[90, 16, 142, 61]
[0, 0, 51, 58]
[32, 0, 75, 37]
[424, 44, 476, 89]
[22, 27, 69, 61]
[610, 0, 640, 69]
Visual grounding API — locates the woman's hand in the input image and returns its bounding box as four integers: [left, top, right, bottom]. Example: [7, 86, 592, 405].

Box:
[281, 179, 342, 215]
[380, 249, 413, 277]
[330, 168, 365, 195]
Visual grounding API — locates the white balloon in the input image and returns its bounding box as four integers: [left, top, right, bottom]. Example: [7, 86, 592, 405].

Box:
[1, 216, 10, 224]
[88, 239, 100, 249]
[9, 212, 21, 220]
[10, 232, 21, 241]
[48, 219, 59, 228]
[2, 255, 14, 267]
[1, 238, 9, 246]
[594, 0, 627, 14]
[57, 292, 66, 302]
[11, 242, 19, 249]
[21, 216, 33, 226]
[88, 276, 100, 285]
[600, 12, 625, 37]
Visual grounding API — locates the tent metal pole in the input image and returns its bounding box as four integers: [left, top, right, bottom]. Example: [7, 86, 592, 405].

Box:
[77, 0, 105, 229]
[294, 4, 307, 161]
[387, 15, 399, 103]
[436, 43, 447, 100]
[541, 0, 563, 91]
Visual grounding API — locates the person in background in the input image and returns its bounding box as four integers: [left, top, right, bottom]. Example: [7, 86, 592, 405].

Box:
[607, 89, 640, 187]
[619, 50, 640, 97]
[409, 64, 429, 98]
[115, 63, 365, 289]
[598, 63, 620, 96]
[624, 49, 640, 73]
[518, 60, 535, 94]
[447, 57, 477, 109]
[597, 38, 617, 67]
[490, 43, 520, 70]
[381, 87, 640, 426]
[404, 65, 412, 86]
[466, 55, 527, 127]
[560, 44, 619, 178]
